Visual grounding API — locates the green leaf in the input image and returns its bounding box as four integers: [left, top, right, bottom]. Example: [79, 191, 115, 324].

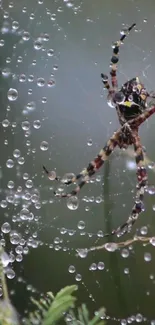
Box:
[78, 306, 85, 324]
[46, 292, 55, 300]
[81, 304, 89, 324]
[55, 285, 78, 300]
[88, 308, 105, 325]
[42, 295, 76, 325]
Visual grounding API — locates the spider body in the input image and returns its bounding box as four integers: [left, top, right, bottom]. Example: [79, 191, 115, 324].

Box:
[43, 23, 155, 237]
[114, 77, 148, 124]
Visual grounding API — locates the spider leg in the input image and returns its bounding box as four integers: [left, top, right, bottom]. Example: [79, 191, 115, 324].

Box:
[101, 23, 136, 95]
[54, 131, 119, 198]
[110, 23, 136, 91]
[129, 105, 155, 129]
[103, 129, 146, 237]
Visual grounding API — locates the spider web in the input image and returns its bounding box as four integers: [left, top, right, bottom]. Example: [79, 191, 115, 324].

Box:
[0, 0, 155, 324]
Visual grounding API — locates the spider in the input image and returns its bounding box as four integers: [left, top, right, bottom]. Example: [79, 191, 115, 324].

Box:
[43, 23, 155, 237]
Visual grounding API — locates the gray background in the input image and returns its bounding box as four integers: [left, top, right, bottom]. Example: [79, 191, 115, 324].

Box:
[1, 0, 155, 323]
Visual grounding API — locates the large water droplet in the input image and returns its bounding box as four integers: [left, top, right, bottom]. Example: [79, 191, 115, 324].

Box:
[105, 242, 118, 252]
[144, 252, 151, 262]
[68, 265, 76, 273]
[121, 248, 129, 258]
[6, 159, 14, 168]
[7, 88, 18, 101]
[67, 196, 79, 210]
[1, 252, 10, 267]
[150, 237, 155, 246]
[1, 222, 11, 234]
[77, 248, 88, 258]
[77, 220, 85, 230]
[6, 268, 15, 279]
[97, 262, 105, 270]
[33, 120, 41, 129]
[40, 141, 49, 151]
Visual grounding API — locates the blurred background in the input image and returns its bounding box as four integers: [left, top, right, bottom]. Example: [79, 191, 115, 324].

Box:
[1, 0, 155, 323]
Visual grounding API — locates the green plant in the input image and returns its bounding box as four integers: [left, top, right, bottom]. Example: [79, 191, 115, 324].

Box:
[0, 246, 105, 325]
[25, 285, 105, 325]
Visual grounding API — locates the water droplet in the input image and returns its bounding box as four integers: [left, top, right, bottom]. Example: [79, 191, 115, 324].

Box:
[22, 31, 30, 41]
[21, 121, 30, 131]
[47, 79, 55, 87]
[37, 77, 45, 87]
[77, 220, 85, 230]
[6, 268, 15, 279]
[13, 149, 21, 158]
[34, 39, 43, 50]
[1, 252, 10, 267]
[7, 180, 14, 189]
[89, 263, 97, 271]
[6, 159, 14, 168]
[47, 171, 56, 181]
[20, 208, 31, 221]
[1, 222, 11, 234]
[40, 141, 49, 151]
[47, 49, 54, 56]
[144, 252, 151, 262]
[2, 119, 9, 127]
[150, 237, 155, 246]
[75, 273, 82, 281]
[2, 67, 11, 78]
[10, 232, 21, 245]
[105, 242, 118, 252]
[121, 248, 129, 258]
[15, 246, 23, 254]
[25, 179, 33, 188]
[16, 254, 23, 262]
[97, 262, 105, 270]
[12, 21, 19, 30]
[7, 88, 18, 101]
[68, 265, 76, 273]
[87, 139, 92, 146]
[95, 196, 102, 204]
[17, 157, 25, 165]
[26, 101, 36, 112]
[136, 313, 143, 322]
[124, 268, 129, 275]
[67, 196, 79, 210]
[77, 248, 88, 258]
[120, 27, 128, 36]
[146, 186, 155, 195]
[33, 120, 41, 129]
[140, 226, 148, 235]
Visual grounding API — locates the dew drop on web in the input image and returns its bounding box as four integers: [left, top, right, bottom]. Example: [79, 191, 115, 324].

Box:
[104, 242, 118, 252]
[144, 252, 152, 262]
[48, 171, 57, 181]
[40, 141, 49, 151]
[67, 196, 79, 210]
[77, 248, 88, 258]
[7, 88, 18, 101]
[1, 222, 11, 234]
[77, 220, 85, 230]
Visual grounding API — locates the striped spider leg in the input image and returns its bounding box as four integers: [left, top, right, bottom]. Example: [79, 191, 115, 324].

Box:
[43, 105, 155, 237]
[101, 23, 136, 106]
[43, 21, 155, 237]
